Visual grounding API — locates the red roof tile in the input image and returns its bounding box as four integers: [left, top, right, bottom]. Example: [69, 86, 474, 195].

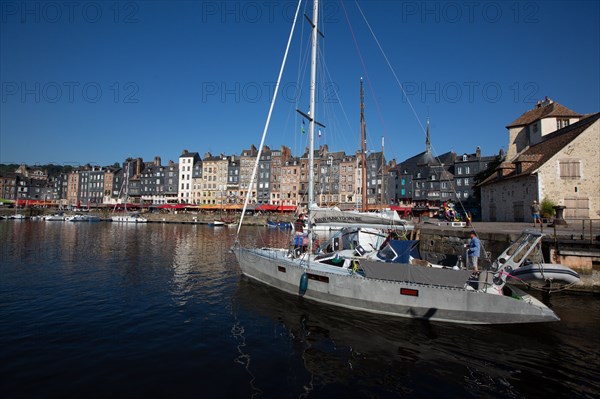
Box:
[481, 113, 600, 186]
[506, 99, 581, 128]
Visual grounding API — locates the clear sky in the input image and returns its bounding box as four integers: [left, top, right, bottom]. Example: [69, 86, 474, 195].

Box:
[1, 0, 599, 167]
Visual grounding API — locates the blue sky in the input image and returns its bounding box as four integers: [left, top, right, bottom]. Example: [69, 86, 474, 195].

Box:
[1, 0, 599, 166]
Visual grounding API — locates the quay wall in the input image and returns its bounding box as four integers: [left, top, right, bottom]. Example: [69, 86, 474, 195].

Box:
[416, 225, 599, 293]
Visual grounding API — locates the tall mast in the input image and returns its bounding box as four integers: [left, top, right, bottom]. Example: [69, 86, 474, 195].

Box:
[381, 136, 385, 206]
[360, 78, 367, 211]
[308, 0, 319, 209]
[306, 0, 319, 255]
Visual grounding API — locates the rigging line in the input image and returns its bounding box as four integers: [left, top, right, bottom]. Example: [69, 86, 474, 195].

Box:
[236, 0, 303, 238]
[293, 9, 312, 157]
[354, 0, 484, 245]
[283, 37, 312, 153]
[339, 0, 391, 149]
[353, 0, 425, 135]
[317, 46, 358, 153]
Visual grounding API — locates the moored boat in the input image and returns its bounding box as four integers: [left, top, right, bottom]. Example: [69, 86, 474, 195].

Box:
[507, 263, 581, 287]
[67, 214, 100, 222]
[233, 0, 577, 324]
[111, 213, 147, 223]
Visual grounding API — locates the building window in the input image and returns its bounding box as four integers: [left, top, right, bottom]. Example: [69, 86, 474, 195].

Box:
[557, 118, 570, 130]
[559, 160, 581, 179]
[456, 167, 462, 175]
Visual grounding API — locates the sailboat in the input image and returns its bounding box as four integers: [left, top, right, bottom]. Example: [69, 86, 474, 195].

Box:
[10, 200, 27, 219]
[233, 0, 564, 324]
[111, 164, 147, 223]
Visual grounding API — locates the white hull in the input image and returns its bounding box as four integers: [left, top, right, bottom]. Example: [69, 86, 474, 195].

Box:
[111, 215, 148, 223]
[234, 247, 559, 324]
[67, 215, 100, 222]
[508, 263, 580, 286]
[44, 214, 66, 221]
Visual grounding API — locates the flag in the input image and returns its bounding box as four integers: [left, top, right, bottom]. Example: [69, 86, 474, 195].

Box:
[302, 120, 305, 134]
[318, 129, 322, 138]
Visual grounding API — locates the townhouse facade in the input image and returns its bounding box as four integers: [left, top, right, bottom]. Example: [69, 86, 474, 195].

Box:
[178, 150, 200, 204]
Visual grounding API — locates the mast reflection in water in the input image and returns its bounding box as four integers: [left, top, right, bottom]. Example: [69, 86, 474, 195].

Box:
[0, 222, 598, 398]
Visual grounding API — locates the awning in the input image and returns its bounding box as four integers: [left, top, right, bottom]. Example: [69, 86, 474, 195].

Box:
[277, 205, 297, 212]
[16, 199, 55, 206]
[199, 204, 220, 209]
[256, 204, 279, 211]
[157, 204, 189, 209]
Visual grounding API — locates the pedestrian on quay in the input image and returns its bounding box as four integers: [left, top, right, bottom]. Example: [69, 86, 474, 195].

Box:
[466, 231, 480, 272]
[531, 200, 541, 227]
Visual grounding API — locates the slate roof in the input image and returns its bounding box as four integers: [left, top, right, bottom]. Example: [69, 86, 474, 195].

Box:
[481, 113, 600, 186]
[506, 99, 581, 128]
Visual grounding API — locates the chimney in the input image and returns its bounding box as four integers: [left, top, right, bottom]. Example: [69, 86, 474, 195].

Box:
[154, 156, 161, 166]
[476, 146, 481, 158]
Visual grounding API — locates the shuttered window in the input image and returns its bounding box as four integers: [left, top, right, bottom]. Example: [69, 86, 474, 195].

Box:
[559, 161, 581, 179]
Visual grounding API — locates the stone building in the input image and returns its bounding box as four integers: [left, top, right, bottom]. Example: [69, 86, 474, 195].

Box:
[269, 146, 292, 206]
[480, 112, 600, 221]
[505, 97, 583, 160]
[239, 145, 258, 204]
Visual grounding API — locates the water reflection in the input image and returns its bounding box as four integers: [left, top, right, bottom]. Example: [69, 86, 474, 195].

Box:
[1, 221, 598, 399]
[233, 277, 600, 398]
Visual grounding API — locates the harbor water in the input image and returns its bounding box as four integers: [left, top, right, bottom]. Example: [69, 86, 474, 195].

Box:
[1, 221, 598, 398]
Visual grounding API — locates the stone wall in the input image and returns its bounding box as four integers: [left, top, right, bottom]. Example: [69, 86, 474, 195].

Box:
[537, 119, 600, 219]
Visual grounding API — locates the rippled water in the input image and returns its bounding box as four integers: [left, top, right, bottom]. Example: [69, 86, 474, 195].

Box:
[1, 221, 598, 398]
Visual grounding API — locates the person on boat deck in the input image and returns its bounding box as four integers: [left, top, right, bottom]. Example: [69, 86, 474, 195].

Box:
[294, 214, 306, 250]
[467, 231, 480, 272]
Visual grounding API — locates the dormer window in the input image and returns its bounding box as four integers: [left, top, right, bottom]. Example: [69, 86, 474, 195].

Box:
[462, 154, 468, 161]
[557, 119, 570, 129]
